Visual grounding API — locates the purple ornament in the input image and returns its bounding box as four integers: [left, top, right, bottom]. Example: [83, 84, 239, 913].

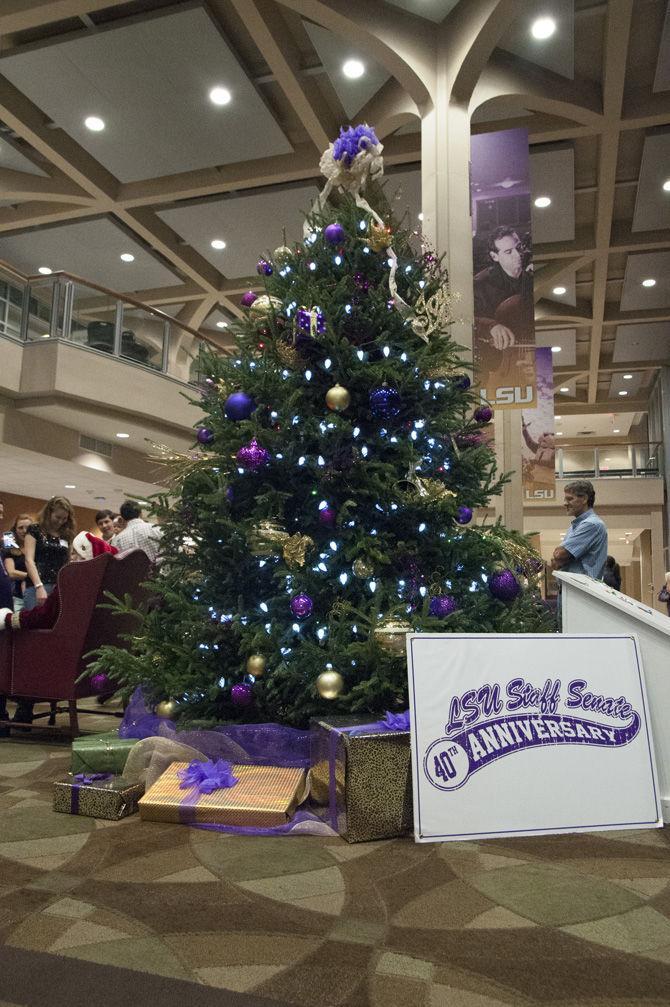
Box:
[90, 672, 112, 694]
[369, 385, 401, 418]
[241, 291, 258, 308]
[225, 391, 256, 421]
[353, 272, 371, 291]
[256, 258, 273, 276]
[456, 431, 484, 449]
[454, 374, 471, 390]
[489, 569, 521, 602]
[290, 593, 313, 619]
[474, 405, 493, 424]
[236, 437, 270, 470]
[196, 427, 215, 445]
[428, 595, 458, 618]
[318, 506, 336, 527]
[295, 306, 326, 336]
[324, 222, 345, 245]
[455, 505, 473, 525]
[231, 683, 253, 708]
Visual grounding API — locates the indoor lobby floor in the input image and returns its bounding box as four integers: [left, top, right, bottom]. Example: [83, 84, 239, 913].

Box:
[0, 708, 669, 1007]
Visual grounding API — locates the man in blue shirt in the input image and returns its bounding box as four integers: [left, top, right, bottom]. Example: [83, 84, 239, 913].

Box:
[551, 480, 608, 580]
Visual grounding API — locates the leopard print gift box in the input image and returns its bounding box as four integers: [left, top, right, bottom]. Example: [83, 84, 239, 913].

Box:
[310, 717, 413, 843]
[53, 774, 144, 820]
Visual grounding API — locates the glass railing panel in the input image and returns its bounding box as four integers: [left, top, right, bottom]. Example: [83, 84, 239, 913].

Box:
[68, 281, 119, 350]
[561, 448, 596, 479]
[634, 443, 660, 477]
[165, 324, 206, 384]
[598, 447, 632, 477]
[24, 279, 61, 341]
[119, 306, 165, 370]
[0, 274, 25, 339]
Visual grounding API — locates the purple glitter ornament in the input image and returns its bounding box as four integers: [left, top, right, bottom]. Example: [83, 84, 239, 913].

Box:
[353, 272, 371, 291]
[224, 391, 256, 421]
[428, 595, 458, 618]
[196, 427, 215, 445]
[474, 405, 493, 424]
[236, 437, 270, 470]
[256, 258, 273, 276]
[90, 672, 112, 694]
[455, 506, 473, 525]
[318, 506, 336, 527]
[290, 593, 313, 619]
[369, 385, 401, 418]
[489, 569, 521, 602]
[324, 222, 345, 245]
[456, 431, 484, 449]
[231, 683, 253, 708]
[454, 374, 471, 390]
[241, 291, 258, 308]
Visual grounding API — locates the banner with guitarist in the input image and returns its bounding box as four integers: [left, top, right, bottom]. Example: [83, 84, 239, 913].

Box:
[470, 128, 536, 409]
[521, 347, 556, 501]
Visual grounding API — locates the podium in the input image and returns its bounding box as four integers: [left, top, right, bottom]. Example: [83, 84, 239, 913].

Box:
[556, 572, 670, 821]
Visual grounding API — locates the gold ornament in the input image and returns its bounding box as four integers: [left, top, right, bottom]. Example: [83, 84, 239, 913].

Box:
[155, 699, 178, 719]
[316, 670, 344, 700]
[273, 244, 292, 266]
[352, 558, 373, 578]
[282, 533, 314, 569]
[276, 342, 301, 368]
[397, 464, 456, 505]
[246, 654, 267, 677]
[367, 221, 393, 251]
[249, 294, 283, 321]
[325, 384, 351, 412]
[411, 286, 457, 343]
[248, 519, 288, 557]
[374, 618, 412, 655]
[423, 361, 460, 380]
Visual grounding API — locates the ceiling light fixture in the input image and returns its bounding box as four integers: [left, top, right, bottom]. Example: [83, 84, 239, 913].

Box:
[663, 179, 670, 192]
[622, 373, 633, 379]
[418, 212, 424, 221]
[209, 86, 232, 106]
[84, 116, 105, 132]
[120, 252, 135, 262]
[65, 484, 76, 489]
[38, 266, 52, 275]
[618, 390, 628, 396]
[41, 333, 50, 338]
[551, 345, 561, 353]
[552, 285, 567, 296]
[115, 432, 130, 439]
[216, 321, 228, 329]
[559, 386, 569, 393]
[641, 277, 656, 287]
[534, 196, 551, 208]
[531, 16, 556, 40]
[210, 239, 226, 250]
[613, 428, 620, 433]
[342, 59, 365, 79]
[556, 431, 563, 436]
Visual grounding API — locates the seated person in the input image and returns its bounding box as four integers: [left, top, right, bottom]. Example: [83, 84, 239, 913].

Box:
[0, 533, 117, 731]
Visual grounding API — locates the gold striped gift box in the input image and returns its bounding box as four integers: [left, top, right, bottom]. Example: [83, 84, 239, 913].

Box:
[138, 762, 307, 827]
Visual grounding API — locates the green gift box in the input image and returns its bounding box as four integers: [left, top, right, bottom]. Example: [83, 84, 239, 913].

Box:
[71, 731, 139, 776]
[54, 774, 144, 820]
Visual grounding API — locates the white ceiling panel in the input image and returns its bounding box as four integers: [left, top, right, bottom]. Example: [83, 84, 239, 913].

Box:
[613, 321, 670, 361]
[554, 411, 635, 438]
[535, 327, 576, 366]
[203, 307, 236, 332]
[530, 147, 575, 243]
[0, 219, 180, 289]
[500, 0, 575, 79]
[304, 22, 390, 119]
[0, 7, 291, 184]
[0, 137, 48, 177]
[608, 371, 645, 399]
[620, 251, 670, 311]
[157, 185, 320, 279]
[535, 265, 577, 305]
[631, 133, 670, 233]
[383, 0, 459, 21]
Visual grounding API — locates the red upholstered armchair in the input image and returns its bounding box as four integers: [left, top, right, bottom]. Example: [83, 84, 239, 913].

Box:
[0, 548, 150, 736]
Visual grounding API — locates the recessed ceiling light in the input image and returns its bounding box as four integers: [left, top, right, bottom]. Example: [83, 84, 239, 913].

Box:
[641, 277, 656, 287]
[418, 212, 424, 221]
[618, 390, 628, 396]
[613, 428, 620, 433]
[663, 179, 670, 192]
[120, 252, 135, 263]
[604, 457, 611, 462]
[65, 484, 76, 489]
[552, 285, 567, 296]
[84, 115, 105, 132]
[531, 16, 556, 40]
[551, 345, 561, 353]
[622, 373, 633, 379]
[41, 333, 50, 338]
[115, 432, 130, 439]
[556, 431, 563, 436]
[209, 86, 232, 106]
[342, 59, 365, 79]
[559, 386, 569, 393]
[216, 321, 228, 329]
[555, 415, 562, 420]
[534, 196, 551, 208]
[210, 239, 226, 250]
[38, 266, 52, 275]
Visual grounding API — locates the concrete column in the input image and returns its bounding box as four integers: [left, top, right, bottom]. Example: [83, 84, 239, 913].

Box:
[659, 366, 670, 552]
[639, 528, 653, 608]
[492, 409, 524, 531]
[651, 511, 666, 613]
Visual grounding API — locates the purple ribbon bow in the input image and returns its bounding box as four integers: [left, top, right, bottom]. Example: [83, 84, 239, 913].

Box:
[73, 772, 113, 785]
[177, 759, 239, 794]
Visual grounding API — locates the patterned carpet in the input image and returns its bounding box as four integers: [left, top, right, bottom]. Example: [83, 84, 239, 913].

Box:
[1, 709, 670, 1006]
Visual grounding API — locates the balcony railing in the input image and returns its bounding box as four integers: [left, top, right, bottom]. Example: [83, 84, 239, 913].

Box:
[0, 265, 224, 385]
[556, 444, 662, 479]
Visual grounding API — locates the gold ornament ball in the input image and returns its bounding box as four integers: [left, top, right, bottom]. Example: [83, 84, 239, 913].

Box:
[316, 670, 344, 700]
[249, 294, 282, 322]
[155, 699, 178, 719]
[325, 384, 351, 412]
[374, 619, 413, 656]
[352, 558, 373, 578]
[246, 654, 267, 677]
[273, 244, 292, 266]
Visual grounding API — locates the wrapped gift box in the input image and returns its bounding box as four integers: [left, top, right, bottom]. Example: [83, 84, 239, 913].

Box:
[138, 762, 307, 827]
[54, 774, 144, 820]
[310, 717, 412, 843]
[71, 731, 139, 776]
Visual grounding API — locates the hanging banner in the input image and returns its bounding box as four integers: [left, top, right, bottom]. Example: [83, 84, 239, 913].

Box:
[471, 128, 536, 409]
[522, 346, 556, 501]
[408, 634, 662, 843]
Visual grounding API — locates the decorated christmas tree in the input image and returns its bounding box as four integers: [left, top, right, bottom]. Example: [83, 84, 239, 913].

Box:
[95, 125, 551, 727]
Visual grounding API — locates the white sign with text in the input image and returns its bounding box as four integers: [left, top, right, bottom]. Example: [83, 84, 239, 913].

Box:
[407, 634, 661, 843]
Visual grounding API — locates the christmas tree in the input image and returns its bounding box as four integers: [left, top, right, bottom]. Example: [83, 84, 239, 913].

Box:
[95, 125, 551, 727]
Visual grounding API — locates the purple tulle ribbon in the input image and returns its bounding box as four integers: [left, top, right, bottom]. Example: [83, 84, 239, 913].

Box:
[342, 710, 411, 736]
[73, 772, 113, 785]
[177, 759, 238, 794]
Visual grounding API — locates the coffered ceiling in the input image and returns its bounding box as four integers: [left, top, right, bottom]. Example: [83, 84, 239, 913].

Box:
[0, 0, 668, 437]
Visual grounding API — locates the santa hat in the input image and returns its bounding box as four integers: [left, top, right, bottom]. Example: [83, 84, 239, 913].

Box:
[72, 532, 118, 561]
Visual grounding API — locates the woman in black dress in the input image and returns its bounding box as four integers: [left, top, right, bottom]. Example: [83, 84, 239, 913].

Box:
[23, 496, 76, 612]
[2, 514, 31, 611]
